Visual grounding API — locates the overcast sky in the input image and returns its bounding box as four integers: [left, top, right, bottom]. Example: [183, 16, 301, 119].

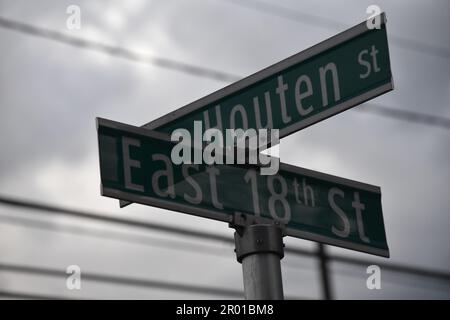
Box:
[0, 0, 449, 299]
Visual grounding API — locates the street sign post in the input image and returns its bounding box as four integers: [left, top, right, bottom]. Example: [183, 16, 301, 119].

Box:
[97, 117, 389, 258]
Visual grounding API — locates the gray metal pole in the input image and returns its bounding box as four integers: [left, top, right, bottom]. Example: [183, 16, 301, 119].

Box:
[317, 243, 333, 300]
[233, 224, 285, 300]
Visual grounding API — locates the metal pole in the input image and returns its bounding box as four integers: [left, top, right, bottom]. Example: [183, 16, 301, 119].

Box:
[317, 243, 333, 300]
[233, 224, 285, 300]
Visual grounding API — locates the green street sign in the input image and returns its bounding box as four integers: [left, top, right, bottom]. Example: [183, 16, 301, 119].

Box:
[143, 13, 392, 140]
[97, 118, 389, 257]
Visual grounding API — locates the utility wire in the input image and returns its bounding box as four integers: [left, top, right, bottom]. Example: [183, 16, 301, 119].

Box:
[1, 195, 449, 283]
[0, 289, 71, 300]
[330, 254, 450, 282]
[0, 214, 231, 258]
[0, 16, 448, 131]
[0, 195, 231, 244]
[0, 213, 317, 272]
[331, 262, 450, 294]
[0, 262, 307, 299]
[0, 262, 245, 299]
[360, 103, 450, 129]
[2, 217, 448, 298]
[0, 194, 312, 258]
[223, 0, 450, 59]
[0, 16, 240, 83]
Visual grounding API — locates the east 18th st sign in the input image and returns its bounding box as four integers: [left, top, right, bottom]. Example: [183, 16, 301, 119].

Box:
[97, 118, 389, 257]
[143, 13, 392, 141]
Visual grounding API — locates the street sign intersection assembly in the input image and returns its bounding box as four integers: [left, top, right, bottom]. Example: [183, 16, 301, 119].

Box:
[97, 13, 392, 258]
[97, 118, 389, 257]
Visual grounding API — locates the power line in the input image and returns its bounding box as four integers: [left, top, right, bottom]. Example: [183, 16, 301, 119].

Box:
[0, 214, 231, 258]
[330, 262, 450, 294]
[4, 213, 447, 291]
[0, 289, 71, 300]
[0, 262, 244, 299]
[360, 103, 450, 129]
[330, 254, 450, 282]
[0, 213, 317, 273]
[0, 262, 307, 299]
[0, 16, 448, 131]
[0, 195, 231, 244]
[223, 0, 450, 59]
[0, 16, 240, 83]
[1, 195, 449, 283]
[0, 194, 313, 259]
